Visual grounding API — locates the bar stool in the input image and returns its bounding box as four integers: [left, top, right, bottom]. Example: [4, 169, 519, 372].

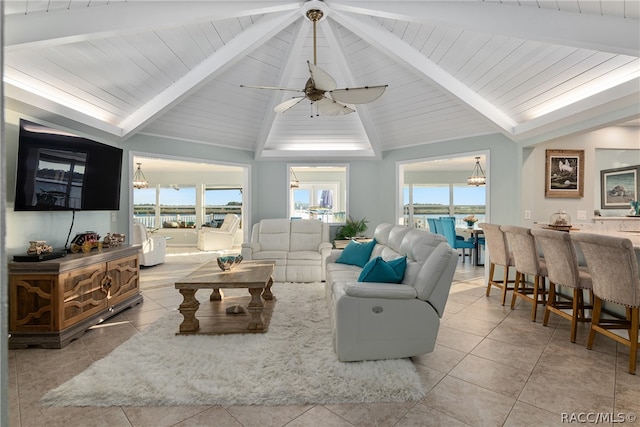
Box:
[571, 232, 639, 374]
[478, 223, 516, 305]
[531, 228, 592, 342]
[501, 225, 547, 322]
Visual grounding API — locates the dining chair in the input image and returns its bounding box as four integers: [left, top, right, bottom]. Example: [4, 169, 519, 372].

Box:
[478, 223, 516, 305]
[531, 228, 592, 342]
[427, 218, 437, 234]
[440, 217, 474, 263]
[501, 225, 547, 322]
[570, 232, 640, 374]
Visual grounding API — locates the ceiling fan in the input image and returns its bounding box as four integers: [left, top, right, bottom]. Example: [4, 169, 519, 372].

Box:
[240, 9, 388, 116]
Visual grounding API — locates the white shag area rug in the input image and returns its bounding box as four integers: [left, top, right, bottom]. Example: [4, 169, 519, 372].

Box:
[41, 282, 425, 407]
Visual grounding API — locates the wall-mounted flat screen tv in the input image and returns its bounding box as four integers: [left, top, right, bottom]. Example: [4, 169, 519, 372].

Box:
[14, 119, 123, 211]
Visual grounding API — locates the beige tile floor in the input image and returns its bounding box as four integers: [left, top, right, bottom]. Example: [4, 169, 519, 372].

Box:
[8, 256, 640, 427]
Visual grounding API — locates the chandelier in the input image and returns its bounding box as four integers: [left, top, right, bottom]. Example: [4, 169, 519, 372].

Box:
[467, 157, 486, 186]
[133, 163, 149, 189]
[290, 169, 300, 189]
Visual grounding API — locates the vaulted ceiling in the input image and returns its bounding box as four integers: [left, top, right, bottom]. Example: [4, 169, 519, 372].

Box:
[4, 0, 639, 160]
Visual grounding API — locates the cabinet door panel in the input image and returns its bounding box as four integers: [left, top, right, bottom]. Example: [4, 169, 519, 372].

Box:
[60, 264, 108, 329]
[106, 254, 140, 306]
[9, 275, 56, 332]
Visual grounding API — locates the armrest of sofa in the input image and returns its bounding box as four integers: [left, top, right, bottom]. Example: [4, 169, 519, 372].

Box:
[241, 242, 261, 259]
[318, 242, 333, 252]
[327, 249, 342, 263]
[341, 282, 417, 299]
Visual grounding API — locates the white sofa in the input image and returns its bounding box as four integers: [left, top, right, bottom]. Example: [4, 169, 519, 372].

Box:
[197, 214, 240, 251]
[325, 223, 458, 362]
[132, 223, 167, 267]
[241, 218, 332, 282]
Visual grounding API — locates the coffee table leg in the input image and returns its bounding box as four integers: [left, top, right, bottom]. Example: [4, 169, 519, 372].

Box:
[178, 289, 200, 333]
[262, 277, 274, 300]
[210, 288, 222, 301]
[246, 287, 264, 330]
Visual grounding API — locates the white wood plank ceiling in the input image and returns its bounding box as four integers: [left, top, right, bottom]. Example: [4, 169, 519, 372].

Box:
[4, 0, 639, 159]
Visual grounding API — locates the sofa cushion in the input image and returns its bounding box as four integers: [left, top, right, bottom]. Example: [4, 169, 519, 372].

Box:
[252, 251, 288, 260]
[257, 219, 291, 251]
[358, 256, 407, 283]
[289, 219, 324, 252]
[336, 238, 376, 267]
[288, 250, 322, 261]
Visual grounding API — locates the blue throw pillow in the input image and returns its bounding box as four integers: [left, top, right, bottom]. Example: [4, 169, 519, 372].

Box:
[358, 256, 407, 283]
[336, 238, 376, 267]
[387, 256, 407, 281]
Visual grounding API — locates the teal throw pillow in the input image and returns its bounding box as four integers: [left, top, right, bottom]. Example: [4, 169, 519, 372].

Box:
[358, 256, 407, 283]
[387, 256, 407, 281]
[336, 238, 376, 267]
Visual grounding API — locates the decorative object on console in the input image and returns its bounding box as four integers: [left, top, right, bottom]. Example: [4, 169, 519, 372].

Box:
[548, 210, 572, 231]
[630, 200, 640, 216]
[103, 233, 126, 247]
[69, 231, 101, 253]
[467, 157, 486, 186]
[545, 149, 584, 198]
[216, 254, 243, 271]
[28, 240, 53, 255]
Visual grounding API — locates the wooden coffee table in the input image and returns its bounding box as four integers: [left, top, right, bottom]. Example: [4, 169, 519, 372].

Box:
[174, 261, 275, 335]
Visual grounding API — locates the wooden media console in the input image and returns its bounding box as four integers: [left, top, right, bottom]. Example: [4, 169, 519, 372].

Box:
[8, 245, 143, 349]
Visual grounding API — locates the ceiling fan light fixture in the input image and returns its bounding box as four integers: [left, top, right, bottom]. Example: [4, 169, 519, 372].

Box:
[467, 157, 486, 186]
[133, 163, 149, 189]
[241, 4, 387, 117]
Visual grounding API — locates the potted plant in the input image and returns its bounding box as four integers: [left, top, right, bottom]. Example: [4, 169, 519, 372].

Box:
[335, 216, 368, 242]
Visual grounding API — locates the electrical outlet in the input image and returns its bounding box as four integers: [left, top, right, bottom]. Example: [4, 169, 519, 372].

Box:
[524, 210, 531, 220]
[111, 212, 117, 222]
[577, 210, 587, 220]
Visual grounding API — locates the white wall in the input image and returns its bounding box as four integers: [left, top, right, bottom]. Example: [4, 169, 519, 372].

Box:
[521, 125, 640, 226]
[5, 111, 639, 256]
[4, 112, 119, 254]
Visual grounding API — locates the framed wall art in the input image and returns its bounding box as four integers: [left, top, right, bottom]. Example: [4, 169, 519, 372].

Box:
[600, 165, 639, 210]
[545, 149, 584, 198]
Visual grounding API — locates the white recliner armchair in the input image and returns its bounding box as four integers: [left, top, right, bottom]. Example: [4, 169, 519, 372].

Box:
[132, 223, 167, 267]
[197, 214, 241, 251]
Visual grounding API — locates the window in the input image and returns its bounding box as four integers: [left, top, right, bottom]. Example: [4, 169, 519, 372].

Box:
[289, 165, 347, 223]
[159, 186, 196, 227]
[204, 188, 242, 227]
[133, 185, 197, 228]
[403, 184, 485, 230]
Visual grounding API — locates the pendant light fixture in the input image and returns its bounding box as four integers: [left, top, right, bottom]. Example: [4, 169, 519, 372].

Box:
[290, 168, 300, 189]
[133, 163, 149, 189]
[467, 157, 486, 186]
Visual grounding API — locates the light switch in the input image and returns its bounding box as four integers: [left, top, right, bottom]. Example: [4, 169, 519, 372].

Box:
[111, 212, 117, 222]
[524, 210, 531, 220]
[577, 210, 587, 220]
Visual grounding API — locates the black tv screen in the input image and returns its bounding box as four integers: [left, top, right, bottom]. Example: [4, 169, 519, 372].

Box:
[14, 119, 123, 211]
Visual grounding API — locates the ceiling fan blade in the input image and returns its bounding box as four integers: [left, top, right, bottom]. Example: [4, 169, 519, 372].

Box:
[315, 97, 354, 116]
[307, 61, 336, 92]
[329, 85, 388, 104]
[274, 97, 305, 113]
[240, 84, 302, 92]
